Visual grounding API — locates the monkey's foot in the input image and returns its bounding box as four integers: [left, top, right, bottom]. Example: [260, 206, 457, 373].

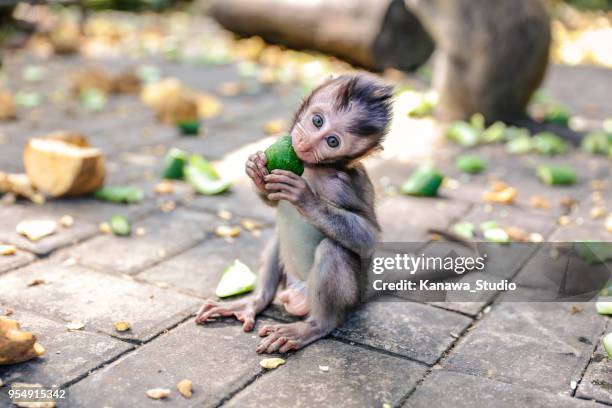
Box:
[278, 283, 309, 317]
[195, 298, 258, 332]
[256, 321, 332, 354]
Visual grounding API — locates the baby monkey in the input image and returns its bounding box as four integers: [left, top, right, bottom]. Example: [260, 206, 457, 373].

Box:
[196, 74, 393, 353]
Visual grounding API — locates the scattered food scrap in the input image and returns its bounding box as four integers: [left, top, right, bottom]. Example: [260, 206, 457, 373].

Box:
[24, 132, 105, 197]
[216, 260, 256, 298]
[95, 186, 143, 204]
[529, 195, 551, 210]
[0, 245, 17, 256]
[0, 317, 45, 365]
[263, 119, 286, 135]
[66, 322, 85, 331]
[604, 333, 612, 359]
[455, 155, 486, 174]
[176, 379, 193, 398]
[59, 215, 75, 228]
[146, 388, 170, 400]
[154, 180, 174, 195]
[452, 222, 475, 240]
[0, 172, 45, 204]
[215, 225, 241, 238]
[109, 215, 131, 237]
[0, 90, 16, 121]
[259, 357, 285, 369]
[482, 181, 517, 204]
[400, 166, 444, 197]
[318, 365, 329, 372]
[16, 220, 57, 242]
[113, 321, 131, 332]
[536, 165, 577, 186]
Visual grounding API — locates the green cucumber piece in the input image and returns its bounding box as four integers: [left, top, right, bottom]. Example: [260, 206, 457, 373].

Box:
[184, 165, 231, 195]
[456, 155, 486, 174]
[533, 132, 569, 156]
[95, 186, 144, 204]
[109, 215, 131, 236]
[536, 165, 577, 186]
[265, 135, 304, 176]
[189, 154, 220, 180]
[161, 148, 187, 180]
[596, 302, 612, 315]
[452, 222, 475, 239]
[400, 166, 444, 197]
[446, 121, 480, 147]
[178, 120, 200, 135]
[484, 228, 510, 243]
[603, 333, 612, 358]
[216, 260, 256, 298]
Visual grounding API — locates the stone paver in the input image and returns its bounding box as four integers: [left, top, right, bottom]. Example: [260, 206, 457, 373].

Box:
[226, 339, 428, 408]
[577, 321, 612, 405]
[377, 196, 471, 242]
[69, 208, 219, 274]
[333, 301, 472, 365]
[139, 228, 273, 297]
[0, 249, 35, 274]
[183, 178, 276, 223]
[67, 318, 279, 408]
[0, 261, 200, 342]
[0, 204, 98, 255]
[407, 370, 603, 408]
[0, 306, 131, 396]
[444, 302, 605, 394]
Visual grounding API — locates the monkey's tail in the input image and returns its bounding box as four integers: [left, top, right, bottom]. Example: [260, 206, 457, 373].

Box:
[497, 114, 583, 146]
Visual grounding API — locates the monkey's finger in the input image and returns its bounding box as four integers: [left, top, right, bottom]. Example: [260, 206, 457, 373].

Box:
[266, 336, 288, 353]
[264, 182, 298, 193]
[264, 174, 301, 189]
[195, 306, 227, 324]
[267, 192, 294, 202]
[279, 340, 299, 353]
[236, 312, 255, 332]
[256, 151, 268, 165]
[271, 169, 301, 179]
[256, 333, 281, 353]
[195, 300, 219, 322]
[258, 324, 277, 337]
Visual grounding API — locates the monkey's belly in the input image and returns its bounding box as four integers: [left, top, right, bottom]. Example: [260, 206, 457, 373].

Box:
[276, 201, 324, 281]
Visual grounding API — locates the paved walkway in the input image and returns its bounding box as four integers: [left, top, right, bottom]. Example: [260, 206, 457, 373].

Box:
[0, 15, 611, 408]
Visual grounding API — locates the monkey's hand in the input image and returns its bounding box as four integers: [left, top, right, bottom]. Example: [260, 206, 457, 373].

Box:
[264, 170, 315, 212]
[195, 297, 258, 332]
[245, 151, 269, 194]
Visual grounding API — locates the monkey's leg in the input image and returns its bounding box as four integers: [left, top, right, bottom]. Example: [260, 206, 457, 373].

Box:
[195, 236, 282, 331]
[256, 239, 359, 353]
[278, 279, 309, 317]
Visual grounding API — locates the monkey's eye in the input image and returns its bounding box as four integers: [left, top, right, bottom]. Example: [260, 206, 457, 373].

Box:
[312, 114, 324, 128]
[326, 135, 340, 148]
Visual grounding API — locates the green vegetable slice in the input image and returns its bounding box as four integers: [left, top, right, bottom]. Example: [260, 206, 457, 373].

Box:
[456, 155, 486, 174]
[603, 333, 612, 358]
[483, 228, 510, 243]
[184, 165, 231, 195]
[178, 120, 200, 135]
[189, 154, 220, 180]
[80, 88, 107, 111]
[532, 132, 569, 156]
[581, 132, 611, 155]
[536, 165, 577, 186]
[596, 302, 612, 315]
[506, 136, 533, 155]
[400, 166, 444, 197]
[216, 260, 256, 298]
[446, 121, 480, 147]
[452, 222, 475, 239]
[161, 148, 187, 180]
[109, 215, 131, 236]
[95, 186, 144, 203]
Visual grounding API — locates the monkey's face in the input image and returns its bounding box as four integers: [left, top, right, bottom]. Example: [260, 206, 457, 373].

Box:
[291, 89, 373, 165]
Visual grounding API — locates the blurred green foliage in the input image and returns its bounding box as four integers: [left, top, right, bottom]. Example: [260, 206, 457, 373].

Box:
[557, 0, 612, 10]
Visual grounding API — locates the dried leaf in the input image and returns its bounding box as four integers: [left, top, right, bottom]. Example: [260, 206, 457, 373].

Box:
[27, 279, 46, 287]
[177, 379, 193, 398]
[146, 388, 170, 400]
[16, 220, 57, 241]
[259, 357, 285, 369]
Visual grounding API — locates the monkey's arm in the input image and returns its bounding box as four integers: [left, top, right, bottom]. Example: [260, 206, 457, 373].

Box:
[265, 170, 378, 253]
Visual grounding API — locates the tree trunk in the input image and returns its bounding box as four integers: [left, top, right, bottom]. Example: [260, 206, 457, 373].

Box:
[209, 0, 433, 71]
